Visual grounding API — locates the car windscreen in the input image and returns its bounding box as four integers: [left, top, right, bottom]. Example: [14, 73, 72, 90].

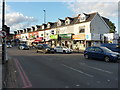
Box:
[101, 47, 113, 52]
[63, 46, 68, 48]
[43, 44, 50, 48]
[22, 44, 27, 47]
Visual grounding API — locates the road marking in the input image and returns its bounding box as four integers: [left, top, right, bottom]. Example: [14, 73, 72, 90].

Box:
[14, 59, 32, 88]
[62, 64, 94, 78]
[79, 63, 113, 74]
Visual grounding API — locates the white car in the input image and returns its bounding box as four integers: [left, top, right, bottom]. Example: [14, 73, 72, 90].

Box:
[54, 46, 73, 53]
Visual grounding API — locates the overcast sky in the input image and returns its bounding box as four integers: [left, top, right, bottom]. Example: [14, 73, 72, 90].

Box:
[0, 0, 119, 34]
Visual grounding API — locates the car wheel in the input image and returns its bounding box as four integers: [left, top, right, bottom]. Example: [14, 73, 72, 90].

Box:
[104, 56, 110, 62]
[84, 54, 89, 59]
[37, 51, 39, 53]
[63, 50, 66, 54]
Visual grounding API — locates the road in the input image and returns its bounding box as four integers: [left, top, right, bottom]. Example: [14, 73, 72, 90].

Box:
[7, 47, 118, 88]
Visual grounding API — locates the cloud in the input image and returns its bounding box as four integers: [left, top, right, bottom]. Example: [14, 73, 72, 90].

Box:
[6, 12, 38, 26]
[0, 4, 38, 33]
[66, 2, 118, 18]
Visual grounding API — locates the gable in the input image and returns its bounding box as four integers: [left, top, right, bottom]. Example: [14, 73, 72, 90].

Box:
[90, 13, 110, 34]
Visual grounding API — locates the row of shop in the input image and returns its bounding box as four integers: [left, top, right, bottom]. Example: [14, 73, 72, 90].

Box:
[17, 33, 104, 50]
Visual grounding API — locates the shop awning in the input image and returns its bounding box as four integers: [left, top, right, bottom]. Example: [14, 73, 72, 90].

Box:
[33, 37, 43, 43]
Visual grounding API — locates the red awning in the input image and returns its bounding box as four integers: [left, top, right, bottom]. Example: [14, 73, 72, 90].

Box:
[33, 37, 43, 43]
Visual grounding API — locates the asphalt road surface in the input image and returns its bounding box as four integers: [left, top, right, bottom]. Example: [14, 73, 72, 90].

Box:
[7, 47, 119, 88]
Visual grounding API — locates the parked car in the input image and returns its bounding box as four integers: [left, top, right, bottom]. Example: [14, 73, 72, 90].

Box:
[36, 44, 54, 54]
[6, 43, 12, 48]
[100, 43, 120, 53]
[84, 46, 120, 62]
[54, 46, 73, 54]
[18, 44, 29, 50]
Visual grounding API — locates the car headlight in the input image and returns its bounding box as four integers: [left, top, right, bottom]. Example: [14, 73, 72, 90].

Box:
[111, 54, 117, 57]
[46, 48, 50, 50]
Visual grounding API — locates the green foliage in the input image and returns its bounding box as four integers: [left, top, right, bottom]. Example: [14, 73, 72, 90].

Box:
[108, 21, 116, 33]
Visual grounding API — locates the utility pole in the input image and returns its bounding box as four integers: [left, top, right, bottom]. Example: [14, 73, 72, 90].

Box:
[2, 0, 6, 64]
[43, 10, 46, 43]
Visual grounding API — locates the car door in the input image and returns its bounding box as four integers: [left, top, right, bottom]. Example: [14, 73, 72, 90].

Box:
[38, 45, 44, 52]
[88, 47, 96, 58]
[55, 46, 60, 52]
[56, 46, 63, 52]
[94, 47, 104, 59]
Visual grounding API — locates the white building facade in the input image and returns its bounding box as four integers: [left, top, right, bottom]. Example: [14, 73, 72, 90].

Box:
[15, 12, 115, 50]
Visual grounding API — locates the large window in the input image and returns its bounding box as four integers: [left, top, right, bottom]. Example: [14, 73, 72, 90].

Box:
[51, 30, 54, 35]
[79, 28, 85, 33]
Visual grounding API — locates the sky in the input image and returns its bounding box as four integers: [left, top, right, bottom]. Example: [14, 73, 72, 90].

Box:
[0, 0, 119, 35]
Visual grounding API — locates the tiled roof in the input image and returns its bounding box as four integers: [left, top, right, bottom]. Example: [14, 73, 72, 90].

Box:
[75, 12, 97, 24]
[51, 22, 57, 28]
[15, 12, 109, 33]
[102, 17, 110, 28]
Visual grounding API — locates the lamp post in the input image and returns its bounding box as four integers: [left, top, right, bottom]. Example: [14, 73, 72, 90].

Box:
[43, 10, 46, 43]
[2, 0, 6, 64]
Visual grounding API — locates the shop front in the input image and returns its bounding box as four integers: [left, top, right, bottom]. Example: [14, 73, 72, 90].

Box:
[59, 33, 72, 48]
[50, 34, 58, 47]
[27, 31, 39, 46]
[72, 34, 86, 50]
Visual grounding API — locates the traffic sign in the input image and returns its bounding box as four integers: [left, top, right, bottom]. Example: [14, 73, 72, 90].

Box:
[0, 31, 6, 38]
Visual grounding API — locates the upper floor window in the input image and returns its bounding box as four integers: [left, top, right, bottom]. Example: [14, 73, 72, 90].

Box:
[65, 19, 70, 25]
[57, 21, 62, 26]
[79, 13, 87, 22]
[65, 21, 68, 25]
[46, 33, 49, 36]
[41, 34, 43, 36]
[51, 30, 54, 35]
[79, 28, 85, 33]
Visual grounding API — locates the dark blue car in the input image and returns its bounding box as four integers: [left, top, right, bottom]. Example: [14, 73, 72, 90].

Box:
[84, 46, 120, 62]
[100, 43, 120, 53]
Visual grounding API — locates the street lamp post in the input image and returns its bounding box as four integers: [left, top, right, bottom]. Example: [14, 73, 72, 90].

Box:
[2, 0, 6, 64]
[43, 10, 46, 43]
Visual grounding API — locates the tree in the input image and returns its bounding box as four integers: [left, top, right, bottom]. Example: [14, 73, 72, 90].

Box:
[108, 21, 116, 33]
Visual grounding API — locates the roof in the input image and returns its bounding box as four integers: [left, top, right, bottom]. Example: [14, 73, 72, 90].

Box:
[15, 12, 110, 33]
[102, 17, 110, 28]
[40, 12, 97, 30]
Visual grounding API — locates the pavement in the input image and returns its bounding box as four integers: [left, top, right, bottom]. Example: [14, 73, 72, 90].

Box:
[73, 49, 84, 54]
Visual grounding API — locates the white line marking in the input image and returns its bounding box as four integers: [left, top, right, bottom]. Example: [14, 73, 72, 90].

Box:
[80, 63, 113, 74]
[62, 64, 94, 78]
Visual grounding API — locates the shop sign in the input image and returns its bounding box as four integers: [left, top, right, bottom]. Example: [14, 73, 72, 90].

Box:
[50, 35, 58, 39]
[86, 34, 91, 40]
[59, 34, 72, 40]
[72, 34, 85, 40]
